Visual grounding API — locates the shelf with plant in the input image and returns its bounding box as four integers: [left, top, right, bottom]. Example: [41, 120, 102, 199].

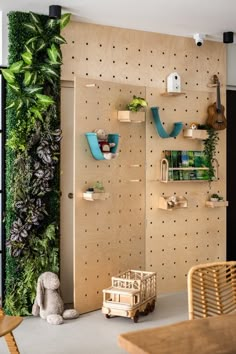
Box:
[1, 11, 70, 315]
[82, 181, 110, 201]
[118, 95, 147, 122]
[205, 193, 228, 208]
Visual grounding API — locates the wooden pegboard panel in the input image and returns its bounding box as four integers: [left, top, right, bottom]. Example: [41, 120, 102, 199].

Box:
[73, 77, 145, 313]
[61, 21, 226, 301]
[146, 85, 226, 292]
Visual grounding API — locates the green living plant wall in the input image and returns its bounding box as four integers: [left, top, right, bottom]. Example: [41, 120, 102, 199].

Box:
[1, 11, 70, 315]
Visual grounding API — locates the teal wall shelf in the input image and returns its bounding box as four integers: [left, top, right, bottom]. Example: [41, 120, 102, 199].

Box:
[151, 106, 183, 138]
[85, 132, 119, 160]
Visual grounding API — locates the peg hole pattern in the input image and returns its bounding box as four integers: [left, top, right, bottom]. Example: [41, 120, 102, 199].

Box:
[62, 21, 226, 304]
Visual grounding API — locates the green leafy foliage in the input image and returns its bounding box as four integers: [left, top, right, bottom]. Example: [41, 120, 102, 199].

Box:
[4, 10, 70, 315]
[203, 128, 219, 182]
[1, 69, 16, 83]
[60, 13, 71, 30]
[127, 95, 148, 112]
[5, 224, 59, 315]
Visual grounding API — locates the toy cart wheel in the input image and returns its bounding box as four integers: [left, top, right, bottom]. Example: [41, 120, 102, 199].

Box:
[105, 314, 111, 319]
[150, 300, 156, 312]
[143, 303, 151, 316]
[133, 310, 139, 323]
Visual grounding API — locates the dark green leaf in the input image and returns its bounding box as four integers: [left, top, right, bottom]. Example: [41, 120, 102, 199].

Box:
[29, 11, 40, 24]
[24, 44, 33, 55]
[47, 44, 62, 64]
[6, 101, 15, 109]
[36, 39, 46, 52]
[26, 36, 40, 45]
[15, 99, 24, 111]
[10, 61, 24, 73]
[60, 13, 71, 29]
[36, 94, 54, 106]
[8, 82, 21, 93]
[22, 52, 33, 65]
[41, 65, 59, 78]
[24, 85, 43, 95]
[23, 23, 38, 33]
[35, 23, 43, 34]
[47, 19, 58, 29]
[1, 68, 15, 83]
[52, 34, 67, 45]
[23, 71, 33, 86]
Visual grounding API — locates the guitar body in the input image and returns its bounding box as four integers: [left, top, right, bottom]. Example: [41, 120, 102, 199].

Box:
[206, 75, 227, 131]
[207, 102, 227, 130]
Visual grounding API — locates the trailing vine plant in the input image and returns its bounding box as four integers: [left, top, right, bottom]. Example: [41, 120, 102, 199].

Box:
[203, 127, 219, 183]
[1, 11, 70, 315]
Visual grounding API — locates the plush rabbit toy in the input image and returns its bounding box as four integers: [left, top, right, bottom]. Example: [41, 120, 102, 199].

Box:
[32, 272, 79, 325]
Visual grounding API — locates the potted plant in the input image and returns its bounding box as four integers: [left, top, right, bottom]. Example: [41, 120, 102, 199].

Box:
[127, 95, 148, 112]
[118, 95, 148, 122]
[210, 193, 223, 202]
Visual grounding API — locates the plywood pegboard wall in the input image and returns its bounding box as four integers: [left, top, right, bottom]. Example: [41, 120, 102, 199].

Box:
[61, 21, 226, 310]
[73, 77, 146, 313]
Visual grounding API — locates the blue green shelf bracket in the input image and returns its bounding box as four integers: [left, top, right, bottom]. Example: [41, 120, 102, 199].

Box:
[85, 132, 119, 160]
[151, 106, 183, 138]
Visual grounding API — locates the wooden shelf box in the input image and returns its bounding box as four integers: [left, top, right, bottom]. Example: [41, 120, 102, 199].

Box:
[158, 196, 188, 211]
[205, 200, 228, 208]
[83, 192, 110, 201]
[118, 111, 145, 123]
[183, 129, 208, 140]
[160, 92, 186, 97]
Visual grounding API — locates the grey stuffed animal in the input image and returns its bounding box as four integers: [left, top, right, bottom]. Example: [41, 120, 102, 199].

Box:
[32, 272, 79, 325]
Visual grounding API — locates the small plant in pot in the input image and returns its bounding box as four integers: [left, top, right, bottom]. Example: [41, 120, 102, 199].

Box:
[210, 193, 223, 202]
[127, 95, 148, 112]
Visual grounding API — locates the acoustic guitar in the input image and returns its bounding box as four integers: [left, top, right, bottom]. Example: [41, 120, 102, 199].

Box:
[206, 75, 227, 130]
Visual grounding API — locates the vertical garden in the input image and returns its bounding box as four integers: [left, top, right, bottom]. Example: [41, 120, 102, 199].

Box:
[1, 11, 70, 315]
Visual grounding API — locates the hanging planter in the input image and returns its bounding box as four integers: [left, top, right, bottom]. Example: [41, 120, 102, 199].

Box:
[203, 127, 219, 182]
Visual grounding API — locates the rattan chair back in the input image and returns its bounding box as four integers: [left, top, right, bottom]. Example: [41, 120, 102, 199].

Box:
[187, 261, 236, 320]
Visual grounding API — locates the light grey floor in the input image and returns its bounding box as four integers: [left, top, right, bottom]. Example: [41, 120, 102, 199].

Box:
[0, 291, 188, 354]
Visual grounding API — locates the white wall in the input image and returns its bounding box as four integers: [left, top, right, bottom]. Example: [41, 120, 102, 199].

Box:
[227, 45, 236, 88]
[1, 11, 236, 84]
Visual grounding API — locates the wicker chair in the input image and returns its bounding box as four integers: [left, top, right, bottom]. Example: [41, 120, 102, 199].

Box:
[0, 308, 23, 353]
[187, 261, 236, 320]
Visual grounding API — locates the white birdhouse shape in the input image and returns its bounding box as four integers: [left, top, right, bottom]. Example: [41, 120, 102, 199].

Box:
[167, 72, 181, 93]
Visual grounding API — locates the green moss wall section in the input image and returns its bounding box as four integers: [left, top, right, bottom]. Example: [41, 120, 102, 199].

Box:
[4, 11, 65, 315]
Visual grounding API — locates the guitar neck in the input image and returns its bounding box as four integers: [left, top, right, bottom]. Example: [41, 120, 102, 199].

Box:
[216, 82, 221, 113]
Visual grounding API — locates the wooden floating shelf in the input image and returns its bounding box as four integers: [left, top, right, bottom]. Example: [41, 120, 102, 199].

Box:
[183, 129, 208, 140]
[160, 180, 210, 183]
[160, 157, 218, 183]
[205, 201, 228, 208]
[83, 192, 110, 201]
[158, 196, 188, 211]
[117, 110, 145, 123]
[160, 92, 186, 96]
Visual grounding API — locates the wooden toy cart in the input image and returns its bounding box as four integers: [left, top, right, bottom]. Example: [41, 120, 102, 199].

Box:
[102, 270, 157, 322]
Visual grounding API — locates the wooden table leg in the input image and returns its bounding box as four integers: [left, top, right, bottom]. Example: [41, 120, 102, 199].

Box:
[4, 332, 21, 354]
